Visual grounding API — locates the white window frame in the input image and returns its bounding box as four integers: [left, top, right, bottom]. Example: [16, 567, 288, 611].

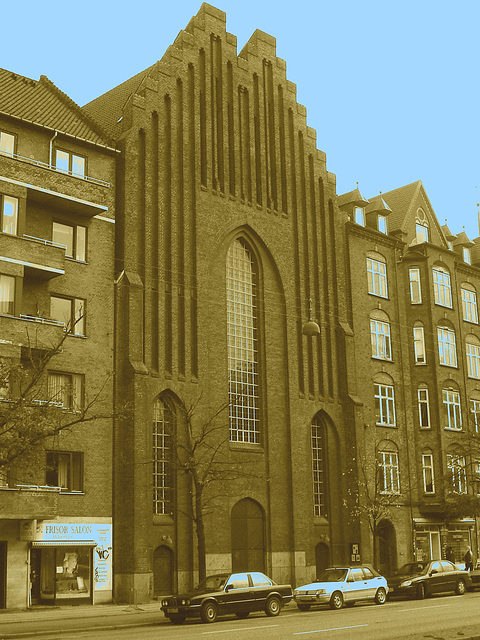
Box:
[471, 399, 480, 433]
[378, 450, 400, 494]
[50, 295, 85, 336]
[374, 383, 396, 426]
[0, 274, 15, 316]
[433, 267, 452, 308]
[409, 268, 422, 304]
[0, 131, 15, 157]
[370, 319, 392, 360]
[442, 388, 462, 431]
[413, 326, 426, 363]
[416, 222, 429, 244]
[422, 453, 435, 494]
[354, 207, 365, 226]
[437, 327, 457, 367]
[153, 398, 173, 516]
[447, 454, 467, 494]
[367, 257, 388, 298]
[463, 247, 472, 264]
[378, 215, 387, 234]
[418, 388, 430, 428]
[52, 221, 87, 262]
[461, 287, 478, 324]
[466, 341, 480, 379]
[1, 195, 18, 236]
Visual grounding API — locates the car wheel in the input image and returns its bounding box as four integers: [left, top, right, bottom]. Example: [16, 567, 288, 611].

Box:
[169, 615, 185, 625]
[200, 601, 218, 624]
[329, 591, 344, 610]
[297, 603, 311, 611]
[265, 596, 281, 617]
[374, 588, 387, 605]
[455, 579, 466, 595]
[235, 611, 250, 619]
[416, 583, 426, 600]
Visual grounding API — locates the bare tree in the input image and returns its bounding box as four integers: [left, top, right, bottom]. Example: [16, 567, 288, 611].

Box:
[164, 396, 261, 583]
[345, 451, 401, 569]
[0, 321, 112, 479]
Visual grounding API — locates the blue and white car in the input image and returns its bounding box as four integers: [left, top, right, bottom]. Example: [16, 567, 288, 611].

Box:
[294, 566, 388, 610]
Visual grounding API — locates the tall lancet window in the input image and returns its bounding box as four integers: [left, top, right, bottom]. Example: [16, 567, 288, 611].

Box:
[226, 239, 259, 443]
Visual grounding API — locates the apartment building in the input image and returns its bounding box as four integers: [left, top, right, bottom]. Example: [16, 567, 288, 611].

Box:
[0, 69, 116, 608]
[341, 180, 480, 575]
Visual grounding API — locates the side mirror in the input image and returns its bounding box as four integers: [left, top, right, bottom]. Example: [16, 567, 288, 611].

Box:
[225, 584, 233, 592]
[430, 569, 438, 575]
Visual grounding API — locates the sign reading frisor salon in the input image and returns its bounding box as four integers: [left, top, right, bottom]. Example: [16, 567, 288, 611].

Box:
[34, 521, 112, 592]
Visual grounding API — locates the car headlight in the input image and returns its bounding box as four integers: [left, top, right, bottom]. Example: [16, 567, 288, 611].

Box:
[400, 580, 412, 587]
[315, 589, 326, 596]
[180, 599, 190, 606]
[161, 600, 168, 606]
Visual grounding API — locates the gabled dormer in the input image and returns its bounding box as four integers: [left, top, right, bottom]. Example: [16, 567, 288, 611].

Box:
[365, 196, 392, 234]
[338, 188, 369, 227]
[440, 224, 457, 252]
[453, 230, 474, 265]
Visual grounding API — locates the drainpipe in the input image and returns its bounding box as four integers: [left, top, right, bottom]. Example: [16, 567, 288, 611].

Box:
[49, 131, 58, 167]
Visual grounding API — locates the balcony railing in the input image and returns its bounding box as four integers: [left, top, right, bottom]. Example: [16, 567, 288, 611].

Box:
[1, 150, 110, 187]
[23, 234, 66, 250]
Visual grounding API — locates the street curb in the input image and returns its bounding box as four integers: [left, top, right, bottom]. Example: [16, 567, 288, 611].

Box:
[0, 619, 161, 639]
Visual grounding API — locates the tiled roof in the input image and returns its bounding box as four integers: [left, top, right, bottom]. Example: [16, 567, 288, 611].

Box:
[82, 65, 156, 139]
[337, 188, 369, 208]
[0, 68, 112, 146]
[375, 181, 421, 232]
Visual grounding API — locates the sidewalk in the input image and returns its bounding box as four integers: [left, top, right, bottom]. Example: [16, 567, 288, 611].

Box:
[0, 601, 166, 638]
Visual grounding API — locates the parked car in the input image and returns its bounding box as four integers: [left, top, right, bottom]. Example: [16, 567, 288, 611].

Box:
[294, 566, 388, 610]
[387, 560, 472, 599]
[161, 571, 293, 624]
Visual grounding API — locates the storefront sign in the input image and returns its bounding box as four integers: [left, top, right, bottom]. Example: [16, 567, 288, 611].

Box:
[36, 522, 112, 592]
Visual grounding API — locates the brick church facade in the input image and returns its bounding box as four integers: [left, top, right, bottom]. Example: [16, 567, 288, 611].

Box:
[1, 2, 479, 609]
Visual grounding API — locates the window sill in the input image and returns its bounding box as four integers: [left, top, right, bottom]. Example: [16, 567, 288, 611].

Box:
[375, 423, 397, 428]
[153, 514, 174, 525]
[229, 442, 264, 453]
[372, 356, 393, 362]
[444, 427, 463, 432]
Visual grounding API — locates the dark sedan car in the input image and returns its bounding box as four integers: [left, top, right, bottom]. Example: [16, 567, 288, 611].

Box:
[387, 560, 472, 599]
[161, 571, 293, 624]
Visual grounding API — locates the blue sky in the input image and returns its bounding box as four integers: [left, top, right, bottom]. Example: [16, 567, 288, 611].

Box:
[4, 0, 479, 239]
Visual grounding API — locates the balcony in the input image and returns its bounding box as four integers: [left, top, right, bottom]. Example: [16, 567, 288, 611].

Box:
[0, 153, 111, 217]
[0, 485, 59, 519]
[0, 314, 64, 351]
[0, 233, 65, 278]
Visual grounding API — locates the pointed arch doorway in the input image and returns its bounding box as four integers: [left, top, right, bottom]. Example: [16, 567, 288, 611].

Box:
[231, 498, 265, 573]
[153, 546, 173, 596]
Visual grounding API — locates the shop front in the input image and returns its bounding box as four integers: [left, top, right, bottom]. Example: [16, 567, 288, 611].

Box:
[21, 519, 112, 606]
[413, 519, 476, 565]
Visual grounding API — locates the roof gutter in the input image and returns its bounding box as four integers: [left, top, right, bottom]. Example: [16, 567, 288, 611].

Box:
[0, 109, 119, 153]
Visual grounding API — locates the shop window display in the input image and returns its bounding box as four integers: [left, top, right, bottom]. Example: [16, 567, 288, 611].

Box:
[34, 546, 91, 603]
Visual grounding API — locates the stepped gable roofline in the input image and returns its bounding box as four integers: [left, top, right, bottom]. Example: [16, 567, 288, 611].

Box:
[453, 230, 474, 247]
[365, 196, 392, 215]
[338, 188, 369, 209]
[0, 68, 113, 148]
[441, 224, 457, 241]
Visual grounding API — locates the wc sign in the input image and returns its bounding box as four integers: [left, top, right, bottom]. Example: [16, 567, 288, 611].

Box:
[351, 543, 361, 563]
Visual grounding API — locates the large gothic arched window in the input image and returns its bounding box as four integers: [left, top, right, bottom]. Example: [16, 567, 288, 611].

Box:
[226, 239, 259, 443]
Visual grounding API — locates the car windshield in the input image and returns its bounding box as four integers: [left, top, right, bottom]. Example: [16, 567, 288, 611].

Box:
[315, 568, 348, 582]
[195, 574, 229, 591]
[395, 563, 428, 576]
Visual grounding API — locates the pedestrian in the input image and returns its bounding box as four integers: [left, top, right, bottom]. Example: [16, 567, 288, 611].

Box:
[446, 546, 455, 563]
[463, 546, 473, 571]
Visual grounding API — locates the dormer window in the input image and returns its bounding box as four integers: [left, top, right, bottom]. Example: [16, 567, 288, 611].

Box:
[416, 209, 429, 243]
[378, 215, 387, 234]
[447, 241, 454, 251]
[354, 207, 365, 226]
[463, 247, 472, 264]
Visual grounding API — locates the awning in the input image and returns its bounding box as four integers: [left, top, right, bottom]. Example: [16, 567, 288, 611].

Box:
[31, 540, 97, 548]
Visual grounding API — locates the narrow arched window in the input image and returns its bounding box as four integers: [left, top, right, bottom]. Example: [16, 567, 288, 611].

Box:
[311, 415, 328, 517]
[226, 239, 259, 443]
[153, 397, 174, 515]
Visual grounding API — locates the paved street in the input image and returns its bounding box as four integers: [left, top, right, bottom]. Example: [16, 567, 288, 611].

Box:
[2, 592, 480, 640]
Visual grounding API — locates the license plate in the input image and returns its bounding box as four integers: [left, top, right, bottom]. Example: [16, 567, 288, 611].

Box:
[166, 607, 178, 613]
